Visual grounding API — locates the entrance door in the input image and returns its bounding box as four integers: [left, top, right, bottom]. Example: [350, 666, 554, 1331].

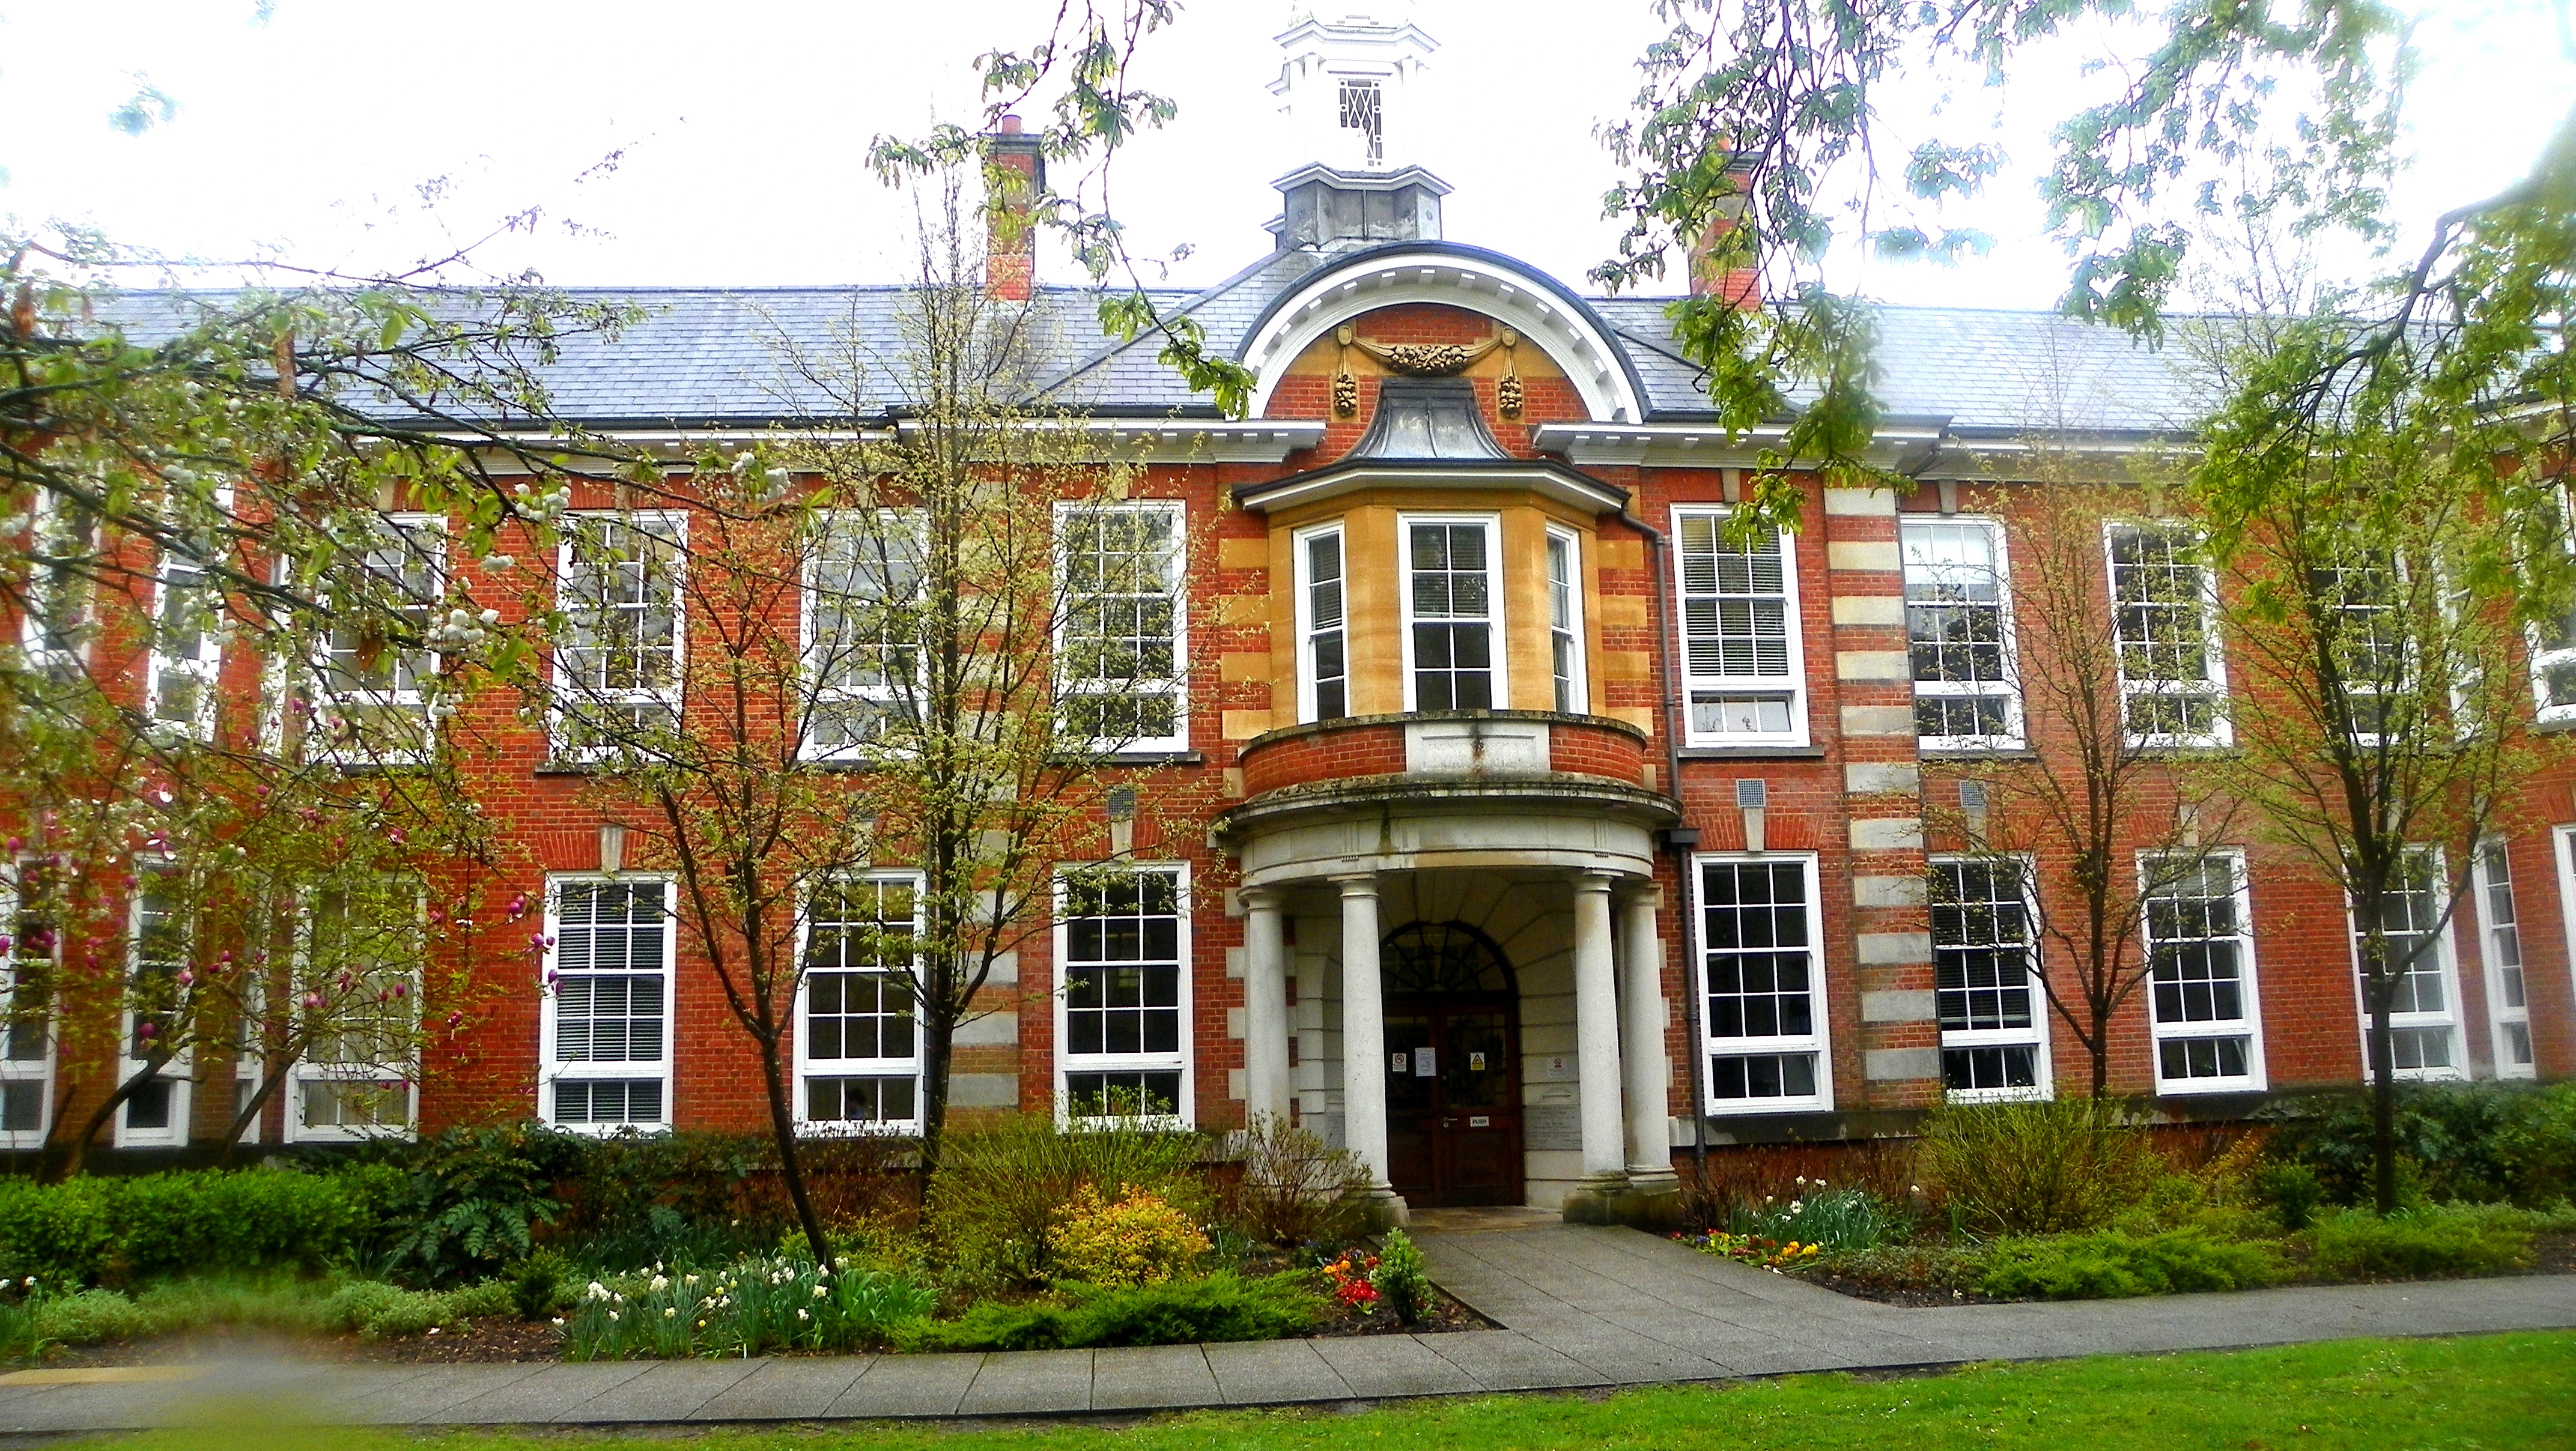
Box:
[1385, 1003, 1522, 1206]
[1381, 920, 1524, 1207]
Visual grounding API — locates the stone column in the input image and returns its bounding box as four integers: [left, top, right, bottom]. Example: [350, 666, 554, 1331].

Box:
[1335, 874, 1397, 1206]
[1619, 883, 1677, 1182]
[1242, 888, 1290, 1126]
[1572, 871, 1627, 1182]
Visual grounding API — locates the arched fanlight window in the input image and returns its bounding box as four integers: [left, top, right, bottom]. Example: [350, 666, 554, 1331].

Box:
[1382, 921, 1515, 996]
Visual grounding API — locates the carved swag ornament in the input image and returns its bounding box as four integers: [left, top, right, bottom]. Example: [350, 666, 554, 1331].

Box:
[1331, 323, 1526, 419]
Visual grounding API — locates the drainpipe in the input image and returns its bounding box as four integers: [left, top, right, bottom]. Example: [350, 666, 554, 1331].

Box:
[1617, 498, 1710, 1180]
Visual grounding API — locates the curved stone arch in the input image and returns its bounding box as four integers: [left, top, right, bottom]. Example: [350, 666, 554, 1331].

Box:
[1238, 241, 1651, 424]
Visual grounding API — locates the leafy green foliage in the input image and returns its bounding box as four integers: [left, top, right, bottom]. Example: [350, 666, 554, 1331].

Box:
[1920, 1095, 2158, 1236]
[562, 1254, 939, 1360]
[895, 1271, 1322, 1352]
[2307, 1204, 2546, 1280]
[26, 1274, 512, 1348]
[1978, 1228, 2280, 1300]
[372, 1123, 584, 1287]
[2270, 1085, 2576, 1209]
[925, 1113, 1209, 1292]
[1368, 1229, 1432, 1328]
[0, 1168, 386, 1288]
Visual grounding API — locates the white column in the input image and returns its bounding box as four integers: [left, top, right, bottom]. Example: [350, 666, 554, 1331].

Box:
[1242, 888, 1290, 1126]
[1572, 871, 1627, 1181]
[1336, 873, 1393, 1193]
[1620, 884, 1676, 1181]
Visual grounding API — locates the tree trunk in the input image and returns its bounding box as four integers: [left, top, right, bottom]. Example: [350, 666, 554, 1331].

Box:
[51, 1055, 174, 1182]
[757, 1033, 833, 1265]
[2368, 986, 2399, 1215]
[918, 1012, 956, 1203]
[2090, 1017, 2110, 1100]
[216, 1053, 296, 1166]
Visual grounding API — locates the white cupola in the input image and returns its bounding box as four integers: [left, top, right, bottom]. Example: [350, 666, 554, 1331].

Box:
[1270, 4, 1439, 174]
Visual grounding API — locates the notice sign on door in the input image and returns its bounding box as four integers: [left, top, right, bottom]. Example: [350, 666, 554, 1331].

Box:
[1414, 1046, 1437, 1077]
[1390, 1052, 1408, 1074]
[1468, 1052, 1487, 1072]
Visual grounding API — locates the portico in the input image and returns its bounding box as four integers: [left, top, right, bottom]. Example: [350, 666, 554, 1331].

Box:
[1223, 712, 1681, 1222]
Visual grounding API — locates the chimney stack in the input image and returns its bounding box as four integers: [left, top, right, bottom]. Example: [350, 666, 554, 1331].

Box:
[984, 115, 1044, 303]
[1686, 154, 1760, 309]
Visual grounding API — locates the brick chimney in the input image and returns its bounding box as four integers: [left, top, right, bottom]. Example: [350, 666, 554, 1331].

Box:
[983, 115, 1045, 303]
[1685, 154, 1760, 309]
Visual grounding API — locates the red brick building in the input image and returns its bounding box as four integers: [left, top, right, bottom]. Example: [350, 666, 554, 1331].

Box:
[7, 7, 2566, 1221]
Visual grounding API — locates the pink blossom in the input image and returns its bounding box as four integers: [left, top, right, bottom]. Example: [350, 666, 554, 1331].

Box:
[175, 969, 194, 988]
[392, 983, 409, 999]
[506, 894, 529, 920]
[136, 1022, 156, 1040]
[445, 1011, 463, 1028]
[302, 992, 324, 1011]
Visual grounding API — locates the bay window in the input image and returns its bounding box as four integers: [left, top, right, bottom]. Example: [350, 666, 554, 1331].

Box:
[1402, 516, 1501, 712]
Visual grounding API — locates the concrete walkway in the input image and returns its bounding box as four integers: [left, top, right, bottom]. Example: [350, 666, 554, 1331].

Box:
[1, 1223, 2571, 1435]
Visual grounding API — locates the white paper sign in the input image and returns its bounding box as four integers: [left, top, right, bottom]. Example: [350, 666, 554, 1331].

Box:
[1414, 1046, 1437, 1077]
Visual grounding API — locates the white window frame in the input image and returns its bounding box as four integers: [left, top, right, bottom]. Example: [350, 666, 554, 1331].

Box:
[2348, 847, 2468, 1083]
[115, 867, 193, 1149]
[2472, 838, 2538, 1079]
[794, 871, 926, 1136]
[550, 512, 688, 762]
[2142, 849, 2268, 1095]
[1398, 512, 1507, 714]
[2528, 489, 2576, 724]
[1545, 524, 1587, 715]
[1053, 861, 1194, 1129]
[1690, 850, 1833, 1115]
[2105, 520, 2231, 748]
[1671, 505, 1809, 748]
[1294, 520, 1350, 724]
[540, 874, 676, 1134]
[284, 884, 423, 1144]
[145, 549, 222, 741]
[803, 508, 925, 762]
[1928, 855, 2052, 1102]
[0, 861, 56, 1152]
[22, 486, 96, 678]
[306, 513, 446, 767]
[1900, 516, 2023, 751]
[1054, 500, 1188, 754]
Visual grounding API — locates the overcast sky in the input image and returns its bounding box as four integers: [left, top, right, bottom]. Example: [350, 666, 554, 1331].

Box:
[2, 1, 2566, 310]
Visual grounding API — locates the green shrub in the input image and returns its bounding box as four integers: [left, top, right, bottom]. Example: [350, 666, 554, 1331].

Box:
[1223, 1115, 1368, 1247]
[1370, 1229, 1432, 1327]
[1058, 1271, 1322, 1347]
[2307, 1204, 2536, 1279]
[1921, 1097, 2158, 1237]
[2268, 1083, 2576, 1208]
[1978, 1229, 2279, 1300]
[899, 1271, 1323, 1352]
[35, 1288, 160, 1345]
[2255, 1163, 2326, 1231]
[0, 1169, 380, 1288]
[1730, 1185, 1914, 1252]
[25, 1274, 512, 1348]
[0, 1177, 117, 1286]
[1050, 1187, 1210, 1287]
[926, 1113, 1209, 1292]
[374, 1122, 585, 1287]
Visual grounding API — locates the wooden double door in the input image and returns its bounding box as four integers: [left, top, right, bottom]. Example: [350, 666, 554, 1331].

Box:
[1383, 995, 1523, 1207]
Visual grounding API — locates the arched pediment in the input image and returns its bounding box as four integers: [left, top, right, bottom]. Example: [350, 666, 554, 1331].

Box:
[1239, 243, 1650, 425]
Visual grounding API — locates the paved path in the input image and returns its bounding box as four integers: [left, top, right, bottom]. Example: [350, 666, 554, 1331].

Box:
[0, 1224, 2570, 1435]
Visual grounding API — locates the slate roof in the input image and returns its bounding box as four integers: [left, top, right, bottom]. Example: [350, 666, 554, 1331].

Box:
[91, 244, 2216, 438]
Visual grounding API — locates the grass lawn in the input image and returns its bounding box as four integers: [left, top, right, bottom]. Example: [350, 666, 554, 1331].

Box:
[119, 1330, 2576, 1451]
